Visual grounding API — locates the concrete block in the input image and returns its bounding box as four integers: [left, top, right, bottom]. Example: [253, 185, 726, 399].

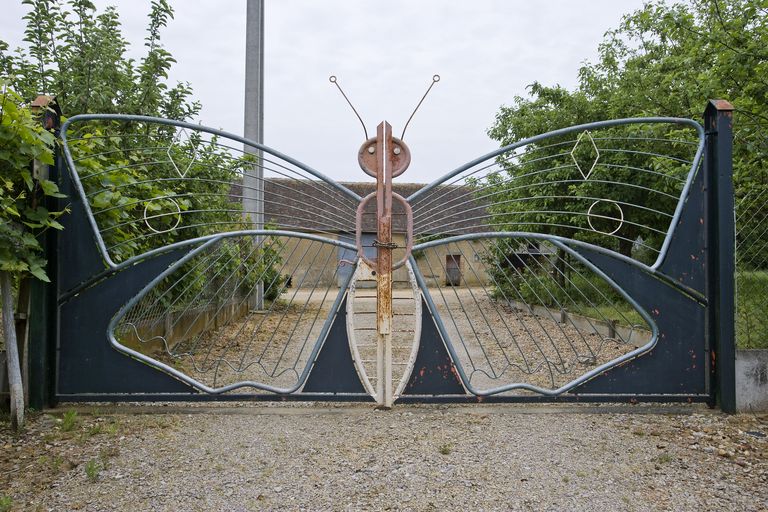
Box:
[736, 349, 768, 412]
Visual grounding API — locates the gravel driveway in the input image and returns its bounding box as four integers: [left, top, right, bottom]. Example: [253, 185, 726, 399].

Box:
[2, 403, 767, 511]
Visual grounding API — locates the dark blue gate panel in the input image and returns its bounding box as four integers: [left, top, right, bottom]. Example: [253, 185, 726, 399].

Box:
[572, 247, 707, 395]
[57, 249, 196, 396]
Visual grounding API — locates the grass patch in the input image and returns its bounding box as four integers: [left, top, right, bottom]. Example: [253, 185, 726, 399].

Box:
[84, 459, 101, 482]
[573, 305, 646, 328]
[737, 271, 768, 349]
[438, 443, 453, 455]
[60, 410, 79, 432]
[0, 496, 12, 512]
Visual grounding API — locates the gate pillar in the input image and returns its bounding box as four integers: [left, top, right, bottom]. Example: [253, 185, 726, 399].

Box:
[704, 100, 736, 413]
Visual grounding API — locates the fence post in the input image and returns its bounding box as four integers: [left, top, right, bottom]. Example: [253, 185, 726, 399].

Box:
[27, 98, 62, 410]
[704, 99, 736, 413]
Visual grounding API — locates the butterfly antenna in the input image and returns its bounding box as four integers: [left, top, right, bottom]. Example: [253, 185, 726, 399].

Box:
[329, 75, 368, 140]
[401, 74, 440, 140]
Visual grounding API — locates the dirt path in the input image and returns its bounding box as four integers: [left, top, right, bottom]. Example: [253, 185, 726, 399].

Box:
[1, 404, 766, 511]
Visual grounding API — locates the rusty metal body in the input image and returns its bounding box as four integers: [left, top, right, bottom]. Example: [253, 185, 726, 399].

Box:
[356, 122, 413, 407]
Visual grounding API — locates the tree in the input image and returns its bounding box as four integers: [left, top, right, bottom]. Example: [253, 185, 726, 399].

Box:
[0, 0, 200, 427]
[0, 83, 62, 429]
[0, 0, 200, 121]
[1, 1, 288, 399]
[486, 0, 767, 260]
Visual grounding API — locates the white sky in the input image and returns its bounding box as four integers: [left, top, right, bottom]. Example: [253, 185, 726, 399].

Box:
[1, 0, 649, 182]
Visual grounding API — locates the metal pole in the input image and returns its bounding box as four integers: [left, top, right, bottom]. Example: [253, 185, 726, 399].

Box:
[244, 0, 265, 309]
[375, 122, 394, 408]
[704, 99, 736, 413]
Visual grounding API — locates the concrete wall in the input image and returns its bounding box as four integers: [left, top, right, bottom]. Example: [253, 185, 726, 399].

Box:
[118, 300, 251, 357]
[412, 239, 490, 286]
[279, 235, 340, 288]
[278, 235, 491, 288]
[736, 349, 768, 412]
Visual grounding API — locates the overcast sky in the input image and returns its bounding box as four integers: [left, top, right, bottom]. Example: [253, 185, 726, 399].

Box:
[2, 0, 649, 182]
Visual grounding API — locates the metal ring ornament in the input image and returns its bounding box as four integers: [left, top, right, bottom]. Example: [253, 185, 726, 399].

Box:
[143, 197, 182, 234]
[355, 192, 413, 270]
[586, 199, 624, 236]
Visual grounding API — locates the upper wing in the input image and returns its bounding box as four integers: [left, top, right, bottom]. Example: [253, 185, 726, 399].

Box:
[61, 114, 360, 267]
[408, 118, 704, 268]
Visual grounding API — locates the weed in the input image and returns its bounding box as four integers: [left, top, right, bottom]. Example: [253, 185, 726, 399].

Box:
[656, 453, 674, 464]
[562, 475, 570, 483]
[0, 495, 12, 512]
[575, 470, 587, 478]
[438, 443, 453, 455]
[105, 421, 120, 436]
[61, 410, 79, 432]
[88, 424, 103, 436]
[85, 459, 101, 482]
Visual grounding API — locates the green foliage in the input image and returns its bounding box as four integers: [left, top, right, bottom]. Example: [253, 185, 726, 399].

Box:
[488, 0, 768, 259]
[0, 81, 63, 281]
[84, 458, 100, 482]
[485, 0, 768, 337]
[490, 263, 623, 311]
[60, 409, 78, 431]
[66, 125, 255, 263]
[736, 271, 768, 348]
[1, 0, 199, 120]
[0, 495, 12, 512]
[0, 0, 202, 281]
[475, 123, 693, 258]
[484, 239, 646, 328]
[2, 2, 286, 311]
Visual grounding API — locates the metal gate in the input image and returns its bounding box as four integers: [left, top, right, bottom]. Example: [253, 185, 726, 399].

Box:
[28, 101, 736, 410]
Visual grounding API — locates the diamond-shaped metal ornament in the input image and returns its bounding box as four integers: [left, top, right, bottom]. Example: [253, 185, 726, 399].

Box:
[570, 130, 600, 180]
[167, 127, 199, 178]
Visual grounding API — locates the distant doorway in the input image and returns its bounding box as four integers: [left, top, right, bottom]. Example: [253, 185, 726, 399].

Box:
[445, 254, 461, 286]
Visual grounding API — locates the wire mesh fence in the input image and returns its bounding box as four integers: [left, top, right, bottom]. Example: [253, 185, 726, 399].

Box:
[735, 188, 768, 349]
[733, 115, 768, 350]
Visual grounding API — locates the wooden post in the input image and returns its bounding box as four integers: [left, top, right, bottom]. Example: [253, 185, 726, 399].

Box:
[1, 271, 24, 429]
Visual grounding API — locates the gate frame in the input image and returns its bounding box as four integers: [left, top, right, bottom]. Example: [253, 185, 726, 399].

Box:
[25, 100, 736, 410]
[704, 100, 736, 413]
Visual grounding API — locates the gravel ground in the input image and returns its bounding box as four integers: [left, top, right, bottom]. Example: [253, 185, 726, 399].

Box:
[2, 403, 767, 511]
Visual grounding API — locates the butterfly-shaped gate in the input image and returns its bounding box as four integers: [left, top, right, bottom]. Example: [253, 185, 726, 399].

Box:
[45, 102, 735, 408]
